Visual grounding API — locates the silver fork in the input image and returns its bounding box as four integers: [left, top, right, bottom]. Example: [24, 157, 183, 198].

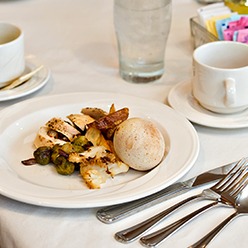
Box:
[115, 157, 248, 244]
[189, 176, 248, 248]
[139, 162, 248, 247]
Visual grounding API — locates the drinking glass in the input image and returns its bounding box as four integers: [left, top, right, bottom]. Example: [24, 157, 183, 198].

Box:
[114, 0, 172, 83]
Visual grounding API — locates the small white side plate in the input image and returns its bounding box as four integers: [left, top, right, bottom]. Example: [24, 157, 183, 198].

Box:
[168, 81, 248, 129]
[0, 55, 50, 101]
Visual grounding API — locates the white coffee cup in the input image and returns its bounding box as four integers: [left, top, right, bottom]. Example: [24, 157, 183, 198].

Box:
[192, 41, 248, 114]
[0, 22, 25, 87]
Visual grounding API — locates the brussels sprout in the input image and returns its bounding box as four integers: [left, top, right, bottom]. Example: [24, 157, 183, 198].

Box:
[72, 135, 88, 146]
[70, 136, 93, 152]
[54, 156, 75, 175]
[51, 144, 61, 164]
[61, 142, 74, 154]
[33, 146, 52, 165]
[72, 144, 84, 153]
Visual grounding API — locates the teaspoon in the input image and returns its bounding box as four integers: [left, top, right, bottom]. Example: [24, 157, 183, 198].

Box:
[189, 187, 248, 248]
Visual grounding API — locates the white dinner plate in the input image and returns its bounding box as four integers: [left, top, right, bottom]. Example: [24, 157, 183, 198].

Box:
[0, 92, 199, 208]
[168, 81, 248, 129]
[0, 55, 50, 101]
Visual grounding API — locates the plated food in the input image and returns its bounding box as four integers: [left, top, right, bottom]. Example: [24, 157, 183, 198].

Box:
[0, 92, 199, 208]
[22, 104, 166, 189]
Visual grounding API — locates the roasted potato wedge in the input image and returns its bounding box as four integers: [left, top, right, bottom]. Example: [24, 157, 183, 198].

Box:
[81, 107, 107, 120]
[89, 107, 129, 131]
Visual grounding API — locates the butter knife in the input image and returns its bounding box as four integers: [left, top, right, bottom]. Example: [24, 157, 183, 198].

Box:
[96, 161, 236, 224]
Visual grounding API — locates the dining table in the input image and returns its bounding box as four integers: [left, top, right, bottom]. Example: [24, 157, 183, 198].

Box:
[1, 0, 248, 247]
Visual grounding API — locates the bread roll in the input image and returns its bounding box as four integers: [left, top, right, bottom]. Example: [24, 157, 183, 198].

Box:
[113, 117, 165, 171]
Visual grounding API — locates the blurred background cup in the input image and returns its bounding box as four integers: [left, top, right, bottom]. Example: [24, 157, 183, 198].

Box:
[0, 22, 25, 88]
[192, 41, 248, 114]
[114, 0, 172, 83]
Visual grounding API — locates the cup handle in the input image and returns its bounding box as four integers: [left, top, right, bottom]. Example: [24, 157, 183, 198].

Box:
[224, 78, 236, 106]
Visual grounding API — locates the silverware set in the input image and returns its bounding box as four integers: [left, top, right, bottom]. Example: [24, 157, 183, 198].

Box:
[97, 158, 248, 247]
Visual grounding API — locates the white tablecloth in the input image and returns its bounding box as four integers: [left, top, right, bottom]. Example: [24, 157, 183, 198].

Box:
[1, 0, 248, 247]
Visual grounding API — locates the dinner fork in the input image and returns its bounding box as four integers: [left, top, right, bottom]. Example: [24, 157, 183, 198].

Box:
[189, 177, 248, 248]
[139, 164, 248, 247]
[115, 157, 248, 244]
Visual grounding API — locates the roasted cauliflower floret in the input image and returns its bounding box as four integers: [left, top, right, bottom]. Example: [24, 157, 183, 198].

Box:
[80, 165, 110, 189]
[68, 146, 129, 189]
[107, 161, 129, 177]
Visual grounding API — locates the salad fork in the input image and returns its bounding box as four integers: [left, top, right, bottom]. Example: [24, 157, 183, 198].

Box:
[189, 178, 248, 247]
[140, 163, 248, 247]
[115, 157, 248, 244]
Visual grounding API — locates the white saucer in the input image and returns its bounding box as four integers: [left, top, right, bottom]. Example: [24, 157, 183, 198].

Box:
[168, 81, 248, 129]
[0, 55, 50, 101]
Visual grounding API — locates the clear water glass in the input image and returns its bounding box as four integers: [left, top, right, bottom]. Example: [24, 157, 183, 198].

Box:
[114, 0, 172, 83]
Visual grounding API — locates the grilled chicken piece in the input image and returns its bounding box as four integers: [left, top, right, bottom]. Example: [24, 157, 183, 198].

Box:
[67, 113, 95, 132]
[34, 127, 67, 148]
[46, 117, 80, 141]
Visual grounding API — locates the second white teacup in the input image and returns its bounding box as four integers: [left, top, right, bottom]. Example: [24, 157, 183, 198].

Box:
[0, 22, 25, 87]
[192, 41, 248, 114]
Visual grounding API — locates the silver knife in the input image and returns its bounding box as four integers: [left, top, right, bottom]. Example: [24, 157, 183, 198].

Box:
[96, 161, 236, 224]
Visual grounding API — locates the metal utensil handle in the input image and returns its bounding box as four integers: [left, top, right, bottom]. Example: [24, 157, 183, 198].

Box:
[97, 161, 237, 224]
[1, 65, 44, 90]
[189, 211, 237, 248]
[97, 181, 192, 224]
[140, 201, 218, 247]
[115, 194, 200, 243]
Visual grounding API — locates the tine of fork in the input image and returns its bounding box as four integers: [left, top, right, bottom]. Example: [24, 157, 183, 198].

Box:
[228, 172, 248, 199]
[221, 166, 248, 192]
[214, 157, 248, 190]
